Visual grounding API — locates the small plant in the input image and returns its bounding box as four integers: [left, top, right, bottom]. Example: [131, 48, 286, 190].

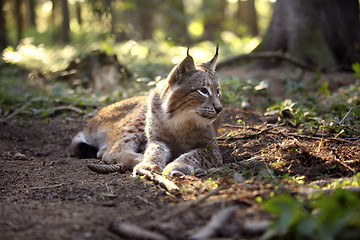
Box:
[262, 189, 360, 240]
[221, 76, 273, 108]
[352, 62, 360, 77]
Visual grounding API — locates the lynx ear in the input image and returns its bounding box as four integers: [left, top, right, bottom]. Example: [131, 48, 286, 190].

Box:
[198, 44, 219, 72]
[168, 48, 196, 86]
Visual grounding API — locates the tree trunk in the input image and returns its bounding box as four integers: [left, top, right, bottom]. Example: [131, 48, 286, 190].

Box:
[138, 7, 153, 40]
[75, 1, 82, 26]
[28, 0, 36, 28]
[165, 0, 189, 44]
[237, 0, 258, 36]
[203, 0, 226, 40]
[0, 0, 8, 49]
[51, 0, 58, 44]
[15, 0, 24, 43]
[61, 0, 70, 44]
[256, 0, 360, 70]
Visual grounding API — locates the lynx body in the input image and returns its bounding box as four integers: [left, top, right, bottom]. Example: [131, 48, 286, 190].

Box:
[71, 48, 223, 176]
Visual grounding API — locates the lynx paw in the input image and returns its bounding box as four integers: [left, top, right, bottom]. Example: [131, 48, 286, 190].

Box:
[133, 161, 162, 177]
[102, 152, 118, 165]
[163, 162, 202, 177]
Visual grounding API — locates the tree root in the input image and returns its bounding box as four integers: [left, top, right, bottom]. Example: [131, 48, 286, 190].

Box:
[217, 51, 316, 70]
[109, 222, 167, 240]
[158, 186, 226, 223]
[190, 205, 238, 240]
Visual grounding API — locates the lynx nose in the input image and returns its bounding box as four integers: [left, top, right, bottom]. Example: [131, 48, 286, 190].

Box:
[214, 106, 223, 114]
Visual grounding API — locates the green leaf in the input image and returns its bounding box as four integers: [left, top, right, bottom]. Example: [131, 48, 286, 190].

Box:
[262, 195, 305, 239]
[318, 81, 330, 96]
[352, 62, 360, 77]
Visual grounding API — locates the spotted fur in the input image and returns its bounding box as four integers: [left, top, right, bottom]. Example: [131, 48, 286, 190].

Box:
[71, 47, 223, 177]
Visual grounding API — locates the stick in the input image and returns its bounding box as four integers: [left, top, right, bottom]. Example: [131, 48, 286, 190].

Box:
[5, 104, 84, 120]
[5, 102, 31, 120]
[136, 169, 180, 195]
[158, 186, 226, 223]
[263, 161, 275, 179]
[31, 183, 64, 190]
[218, 124, 283, 141]
[52, 105, 84, 114]
[339, 107, 360, 125]
[190, 205, 238, 240]
[279, 131, 355, 172]
[243, 220, 270, 234]
[109, 222, 167, 240]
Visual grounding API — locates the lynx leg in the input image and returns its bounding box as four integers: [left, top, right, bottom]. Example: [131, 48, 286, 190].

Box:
[102, 139, 143, 168]
[163, 149, 216, 177]
[133, 141, 170, 176]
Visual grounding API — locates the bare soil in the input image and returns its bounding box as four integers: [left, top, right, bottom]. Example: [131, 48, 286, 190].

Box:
[1, 65, 359, 240]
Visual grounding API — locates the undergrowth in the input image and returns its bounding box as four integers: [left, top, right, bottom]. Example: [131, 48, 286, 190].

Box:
[262, 187, 360, 240]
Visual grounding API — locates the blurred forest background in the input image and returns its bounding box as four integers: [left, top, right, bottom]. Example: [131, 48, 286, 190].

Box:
[1, 0, 269, 48]
[1, 0, 360, 70]
[1, 0, 360, 121]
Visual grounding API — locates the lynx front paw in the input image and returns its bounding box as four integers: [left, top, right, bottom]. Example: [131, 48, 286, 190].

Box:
[133, 161, 162, 177]
[163, 162, 200, 177]
[102, 152, 118, 165]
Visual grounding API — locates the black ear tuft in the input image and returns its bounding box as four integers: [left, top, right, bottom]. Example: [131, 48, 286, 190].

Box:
[198, 44, 219, 72]
[168, 51, 196, 86]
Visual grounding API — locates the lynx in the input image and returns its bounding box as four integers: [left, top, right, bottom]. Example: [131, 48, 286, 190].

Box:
[71, 47, 223, 177]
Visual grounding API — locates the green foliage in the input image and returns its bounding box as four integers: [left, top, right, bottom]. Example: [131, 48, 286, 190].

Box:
[0, 63, 110, 119]
[266, 76, 360, 137]
[221, 76, 273, 107]
[352, 63, 360, 77]
[262, 190, 360, 240]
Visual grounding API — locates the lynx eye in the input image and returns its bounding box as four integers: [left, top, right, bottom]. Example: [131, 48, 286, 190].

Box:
[197, 88, 209, 97]
[216, 88, 221, 97]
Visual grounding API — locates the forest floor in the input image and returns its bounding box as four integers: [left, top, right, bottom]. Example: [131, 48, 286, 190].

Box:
[1, 64, 360, 240]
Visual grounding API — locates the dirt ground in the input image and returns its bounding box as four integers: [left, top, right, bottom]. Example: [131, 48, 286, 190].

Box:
[1, 65, 359, 240]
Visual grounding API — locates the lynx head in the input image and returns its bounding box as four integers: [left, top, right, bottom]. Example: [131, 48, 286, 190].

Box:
[163, 46, 222, 127]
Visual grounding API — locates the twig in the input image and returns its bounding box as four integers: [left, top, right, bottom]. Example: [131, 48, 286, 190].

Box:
[5, 102, 31, 120]
[243, 220, 270, 234]
[109, 222, 167, 240]
[331, 156, 356, 173]
[88, 163, 127, 174]
[5, 104, 84, 120]
[279, 131, 355, 172]
[263, 161, 275, 179]
[158, 186, 226, 223]
[339, 107, 359, 125]
[217, 51, 315, 70]
[332, 120, 360, 135]
[218, 124, 284, 141]
[136, 169, 180, 195]
[190, 205, 238, 240]
[52, 105, 84, 114]
[31, 183, 64, 190]
[299, 186, 360, 196]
